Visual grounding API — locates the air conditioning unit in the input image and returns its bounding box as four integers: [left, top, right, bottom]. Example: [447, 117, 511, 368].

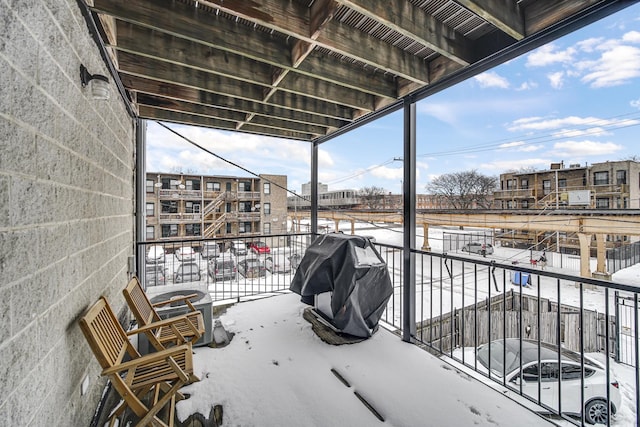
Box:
[139, 285, 213, 354]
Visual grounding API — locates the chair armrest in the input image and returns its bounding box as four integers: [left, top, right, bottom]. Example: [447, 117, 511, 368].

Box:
[125, 312, 201, 335]
[102, 344, 191, 376]
[152, 294, 199, 311]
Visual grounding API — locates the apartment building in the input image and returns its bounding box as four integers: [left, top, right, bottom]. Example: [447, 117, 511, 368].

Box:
[145, 172, 288, 242]
[493, 160, 640, 252]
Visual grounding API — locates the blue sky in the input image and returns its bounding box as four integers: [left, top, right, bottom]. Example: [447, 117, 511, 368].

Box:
[146, 4, 640, 196]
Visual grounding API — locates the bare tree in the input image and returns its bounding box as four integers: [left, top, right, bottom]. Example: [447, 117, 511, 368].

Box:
[357, 186, 387, 209]
[426, 170, 498, 209]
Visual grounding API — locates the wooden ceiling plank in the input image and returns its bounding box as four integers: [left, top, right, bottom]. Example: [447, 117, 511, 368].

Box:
[140, 105, 313, 141]
[523, 0, 602, 35]
[336, 0, 475, 65]
[113, 21, 273, 87]
[94, 0, 399, 99]
[124, 0, 431, 84]
[455, 0, 525, 40]
[119, 72, 355, 122]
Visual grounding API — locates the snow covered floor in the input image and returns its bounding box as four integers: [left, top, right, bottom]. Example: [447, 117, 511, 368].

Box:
[176, 293, 553, 427]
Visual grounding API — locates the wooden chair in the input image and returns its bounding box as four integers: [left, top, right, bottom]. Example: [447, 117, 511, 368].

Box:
[79, 296, 196, 427]
[123, 276, 205, 352]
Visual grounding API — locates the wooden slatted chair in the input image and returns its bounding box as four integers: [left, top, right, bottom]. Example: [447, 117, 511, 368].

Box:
[123, 276, 205, 352]
[79, 296, 196, 427]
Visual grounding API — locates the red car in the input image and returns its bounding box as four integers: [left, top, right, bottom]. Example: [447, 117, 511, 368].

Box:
[248, 241, 271, 254]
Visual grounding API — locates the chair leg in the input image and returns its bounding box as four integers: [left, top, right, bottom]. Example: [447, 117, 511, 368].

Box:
[136, 380, 185, 427]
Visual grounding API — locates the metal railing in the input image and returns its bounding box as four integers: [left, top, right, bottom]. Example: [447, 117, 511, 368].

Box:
[373, 243, 639, 427]
[137, 234, 639, 426]
[138, 233, 313, 303]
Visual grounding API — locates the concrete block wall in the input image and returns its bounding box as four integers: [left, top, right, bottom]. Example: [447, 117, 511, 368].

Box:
[0, 0, 135, 425]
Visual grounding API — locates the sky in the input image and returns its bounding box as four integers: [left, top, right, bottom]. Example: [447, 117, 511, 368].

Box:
[146, 4, 640, 197]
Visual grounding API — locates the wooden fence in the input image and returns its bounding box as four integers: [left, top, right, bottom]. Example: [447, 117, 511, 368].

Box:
[416, 289, 616, 355]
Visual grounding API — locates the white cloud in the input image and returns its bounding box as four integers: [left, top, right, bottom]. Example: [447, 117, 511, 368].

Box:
[506, 115, 636, 132]
[515, 81, 537, 91]
[371, 166, 403, 180]
[581, 45, 640, 87]
[631, 98, 640, 108]
[552, 140, 624, 156]
[498, 141, 543, 153]
[547, 71, 565, 89]
[526, 44, 576, 67]
[622, 30, 640, 43]
[417, 103, 459, 125]
[473, 71, 510, 88]
[552, 127, 609, 138]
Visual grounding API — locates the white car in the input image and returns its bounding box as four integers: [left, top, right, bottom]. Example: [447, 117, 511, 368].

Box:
[146, 245, 165, 264]
[175, 246, 195, 262]
[462, 242, 494, 255]
[265, 253, 292, 273]
[476, 338, 621, 424]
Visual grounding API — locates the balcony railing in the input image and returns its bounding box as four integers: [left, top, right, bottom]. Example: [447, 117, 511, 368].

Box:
[138, 234, 639, 426]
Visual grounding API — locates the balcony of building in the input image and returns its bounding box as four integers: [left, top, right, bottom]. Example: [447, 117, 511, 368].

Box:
[122, 232, 640, 426]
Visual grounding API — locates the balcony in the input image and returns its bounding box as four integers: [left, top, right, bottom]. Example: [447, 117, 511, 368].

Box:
[134, 232, 639, 426]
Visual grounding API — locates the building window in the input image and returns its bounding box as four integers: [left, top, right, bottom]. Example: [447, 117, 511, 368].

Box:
[264, 222, 271, 234]
[146, 226, 154, 240]
[543, 180, 551, 195]
[239, 222, 251, 233]
[239, 202, 251, 212]
[521, 179, 528, 189]
[506, 200, 515, 209]
[146, 179, 155, 193]
[226, 182, 232, 191]
[185, 224, 201, 236]
[264, 182, 271, 194]
[146, 202, 154, 216]
[594, 171, 609, 186]
[521, 200, 529, 208]
[263, 202, 271, 215]
[506, 179, 516, 190]
[186, 179, 200, 190]
[226, 223, 232, 233]
[558, 178, 567, 188]
[206, 181, 221, 191]
[161, 224, 178, 237]
[595, 198, 610, 209]
[185, 202, 201, 213]
[161, 201, 178, 213]
[239, 181, 252, 191]
[616, 170, 627, 185]
[226, 203, 232, 213]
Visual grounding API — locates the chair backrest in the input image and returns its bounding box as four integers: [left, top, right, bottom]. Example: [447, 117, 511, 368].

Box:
[123, 276, 160, 327]
[79, 296, 139, 369]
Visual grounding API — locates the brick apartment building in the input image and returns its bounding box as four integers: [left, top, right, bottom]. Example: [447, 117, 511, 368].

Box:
[145, 172, 288, 242]
[493, 160, 640, 253]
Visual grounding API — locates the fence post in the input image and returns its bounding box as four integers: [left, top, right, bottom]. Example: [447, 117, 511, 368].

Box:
[615, 291, 620, 363]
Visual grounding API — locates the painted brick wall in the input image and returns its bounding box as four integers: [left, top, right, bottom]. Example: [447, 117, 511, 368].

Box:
[0, 0, 135, 425]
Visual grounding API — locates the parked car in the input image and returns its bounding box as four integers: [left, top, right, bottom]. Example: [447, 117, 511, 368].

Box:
[175, 246, 196, 262]
[248, 240, 271, 255]
[174, 262, 201, 283]
[201, 241, 220, 259]
[264, 253, 291, 273]
[146, 245, 165, 264]
[208, 255, 237, 282]
[238, 257, 267, 278]
[476, 338, 621, 424]
[145, 265, 166, 286]
[461, 242, 494, 255]
[230, 240, 248, 256]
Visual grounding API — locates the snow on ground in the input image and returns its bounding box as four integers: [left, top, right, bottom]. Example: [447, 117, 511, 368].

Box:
[176, 293, 554, 426]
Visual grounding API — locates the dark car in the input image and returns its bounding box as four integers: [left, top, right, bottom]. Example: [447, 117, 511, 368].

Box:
[174, 262, 201, 283]
[238, 257, 266, 278]
[145, 265, 166, 286]
[208, 255, 237, 282]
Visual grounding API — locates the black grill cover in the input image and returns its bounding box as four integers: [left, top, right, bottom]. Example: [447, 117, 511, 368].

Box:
[290, 233, 393, 338]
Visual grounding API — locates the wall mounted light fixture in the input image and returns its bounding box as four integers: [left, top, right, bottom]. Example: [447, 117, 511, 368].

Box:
[80, 64, 110, 100]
